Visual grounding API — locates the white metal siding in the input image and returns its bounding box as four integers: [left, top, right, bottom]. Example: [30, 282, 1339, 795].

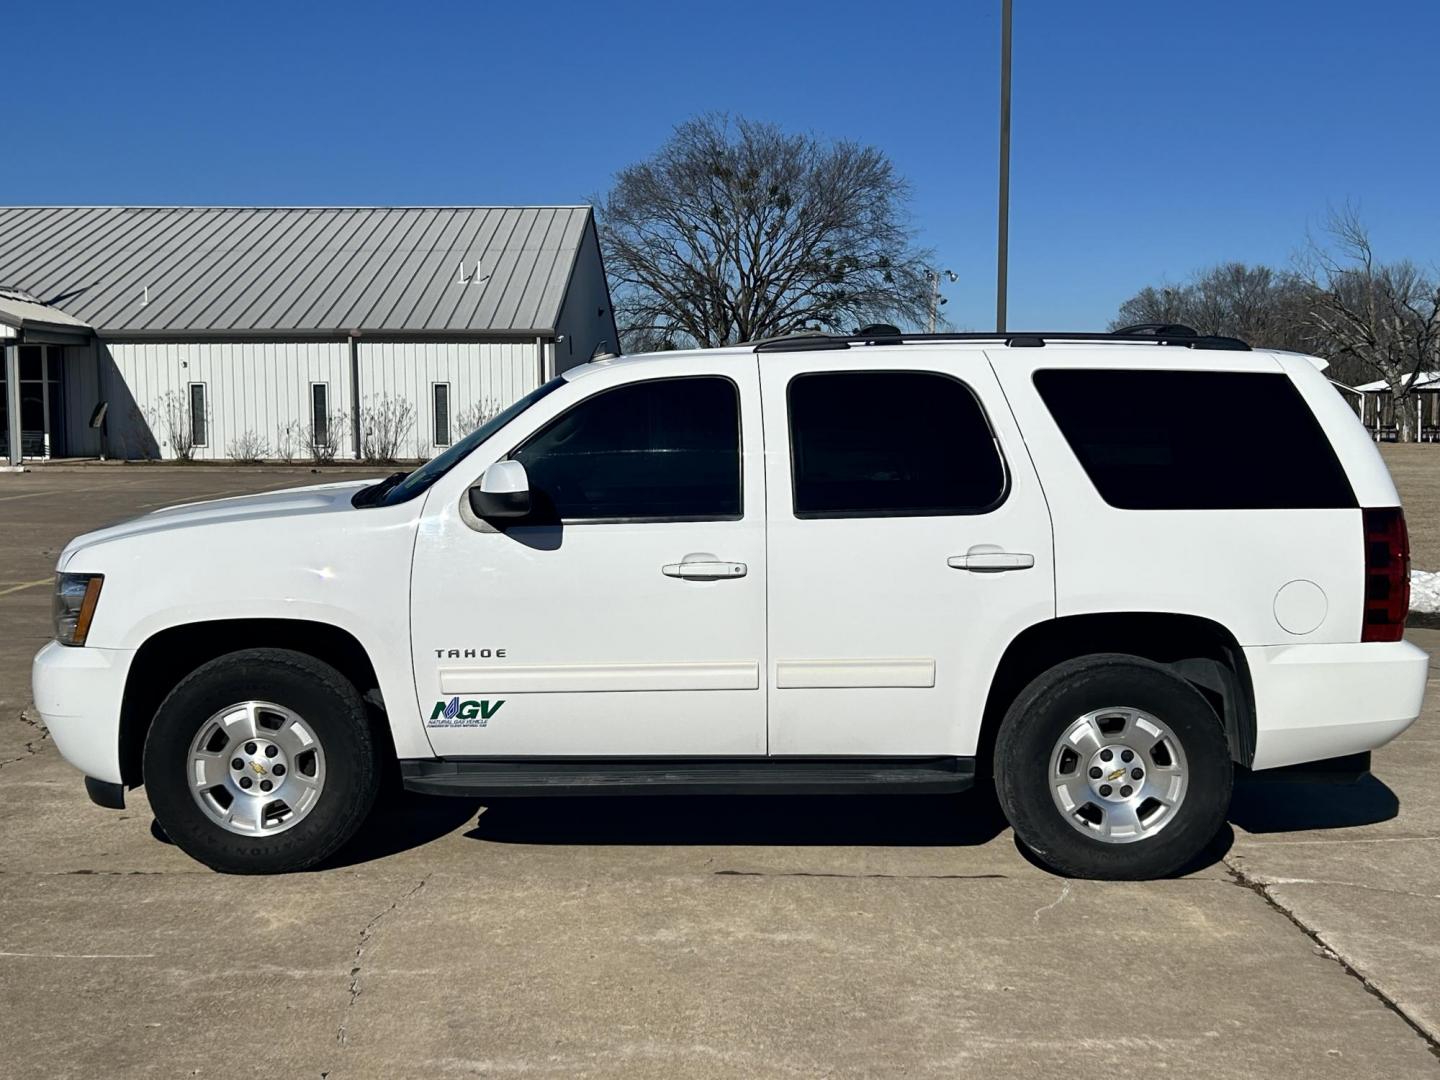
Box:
[104, 341, 353, 461]
[553, 222, 618, 372]
[356, 341, 539, 460]
[101, 339, 541, 461]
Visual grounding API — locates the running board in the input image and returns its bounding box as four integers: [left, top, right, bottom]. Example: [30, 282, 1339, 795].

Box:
[399, 757, 975, 798]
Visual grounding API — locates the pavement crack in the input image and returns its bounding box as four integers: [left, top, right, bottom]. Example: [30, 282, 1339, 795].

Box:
[1232, 835, 1440, 846]
[1226, 860, 1440, 1060]
[1032, 881, 1072, 923]
[0, 705, 50, 770]
[1231, 873, 1440, 902]
[336, 874, 429, 1047]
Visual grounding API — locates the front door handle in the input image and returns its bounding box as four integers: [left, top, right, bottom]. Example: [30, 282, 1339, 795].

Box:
[948, 551, 1035, 572]
[663, 553, 748, 580]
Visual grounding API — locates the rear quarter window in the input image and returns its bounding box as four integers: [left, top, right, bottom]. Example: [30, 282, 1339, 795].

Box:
[1033, 369, 1356, 510]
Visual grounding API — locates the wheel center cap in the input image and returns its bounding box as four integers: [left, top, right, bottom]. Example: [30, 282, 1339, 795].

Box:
[228, 737, 288, 790]
[1088, 744, 1140, 800]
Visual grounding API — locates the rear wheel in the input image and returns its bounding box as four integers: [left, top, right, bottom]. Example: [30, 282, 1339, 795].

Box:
[994, 654, 1232, 880]
[143, 648, 379, 874]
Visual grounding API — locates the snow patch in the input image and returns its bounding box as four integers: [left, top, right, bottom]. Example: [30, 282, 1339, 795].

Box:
[1410, 569, 1440, 615]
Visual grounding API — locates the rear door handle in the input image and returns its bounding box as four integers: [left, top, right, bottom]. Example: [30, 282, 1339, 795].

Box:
[663, 554, 748, 580]
[947, 552, 1035, 572]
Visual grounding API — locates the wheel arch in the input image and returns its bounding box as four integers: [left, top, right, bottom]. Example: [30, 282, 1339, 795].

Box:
[118, 619, 392, 788]
[978, 612, 1256, 774]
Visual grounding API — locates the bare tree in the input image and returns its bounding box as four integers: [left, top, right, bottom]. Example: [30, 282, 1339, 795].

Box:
[310, 410, 346, 464]
[598, 114, 932, 349]
[1112, 263, 1318, 354]
[151, 390, 197, 462]
[226, 430, 268, 463]
[1112, 283, 1192, 329]
[274, 420, 303, 464]
[360, 397, 415, 463]
[455, 397, 502, 437]
[1298, 205, 1440, 440]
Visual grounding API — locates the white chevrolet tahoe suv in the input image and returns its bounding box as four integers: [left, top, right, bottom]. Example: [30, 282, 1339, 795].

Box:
[31, 325, 1428, 879]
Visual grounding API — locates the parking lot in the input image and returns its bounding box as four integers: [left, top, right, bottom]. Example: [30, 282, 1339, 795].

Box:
[2, 465, 1438, 1078]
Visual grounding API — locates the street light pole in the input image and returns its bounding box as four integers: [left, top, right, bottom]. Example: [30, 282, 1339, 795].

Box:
[996, 0, 1013, 333]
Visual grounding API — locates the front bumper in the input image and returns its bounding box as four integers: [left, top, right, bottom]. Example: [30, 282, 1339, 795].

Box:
[1247, 639, 1429, 770]
[31, 640, 134, 786]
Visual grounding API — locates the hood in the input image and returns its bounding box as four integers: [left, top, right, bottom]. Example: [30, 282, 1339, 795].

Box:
[58, 478, 381, 569]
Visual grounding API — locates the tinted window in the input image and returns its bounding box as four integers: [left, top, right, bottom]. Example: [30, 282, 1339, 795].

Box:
[1033, 369, 1356, 510]
[512, 376, 741, 521]
[788, 371, 1006, 517]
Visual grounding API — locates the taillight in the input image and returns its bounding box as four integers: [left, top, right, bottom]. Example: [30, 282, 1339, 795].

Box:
[1362, 507, 1410, 642]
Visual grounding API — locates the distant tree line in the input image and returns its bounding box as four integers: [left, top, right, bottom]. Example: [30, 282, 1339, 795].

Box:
[1114, 206, 1440, 439]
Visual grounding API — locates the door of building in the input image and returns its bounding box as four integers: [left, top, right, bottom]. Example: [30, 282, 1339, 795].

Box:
[6, 345, 65, 459]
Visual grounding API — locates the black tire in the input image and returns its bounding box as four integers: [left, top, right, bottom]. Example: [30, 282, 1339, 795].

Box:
[143, 648, 380, 874]
[994, 653, 1233, 880]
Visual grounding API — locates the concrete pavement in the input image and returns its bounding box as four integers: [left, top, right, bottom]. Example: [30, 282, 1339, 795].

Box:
[1, 467, 1437, 1078]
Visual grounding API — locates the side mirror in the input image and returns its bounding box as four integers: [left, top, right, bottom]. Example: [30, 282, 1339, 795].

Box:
[468, 460, 531, 519]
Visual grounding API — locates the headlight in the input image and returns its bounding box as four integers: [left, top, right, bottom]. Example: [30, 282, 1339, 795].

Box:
[54, 573, 104, 647]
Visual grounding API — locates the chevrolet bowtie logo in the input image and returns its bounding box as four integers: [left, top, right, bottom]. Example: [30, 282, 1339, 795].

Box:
[250, 761, 268, 776]
[1108, 768, 1126, 782]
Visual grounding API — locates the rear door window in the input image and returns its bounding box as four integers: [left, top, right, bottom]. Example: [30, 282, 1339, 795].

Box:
[1033, 369, 1355, 509]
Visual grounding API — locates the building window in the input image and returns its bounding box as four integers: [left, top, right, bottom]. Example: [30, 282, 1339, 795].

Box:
[511, 376, 741, 522]
[310, 383, 329, 447]
[787, 371, 1007, 518]
[188, 383, 208, 448]
[433, 383, 451, 447]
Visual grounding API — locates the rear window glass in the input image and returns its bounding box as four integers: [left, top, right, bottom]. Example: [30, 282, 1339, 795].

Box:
[1033, 369, 1356, 510]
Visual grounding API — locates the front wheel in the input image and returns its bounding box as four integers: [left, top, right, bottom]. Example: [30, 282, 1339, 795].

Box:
[143, 648, 380, 874]
[994, 654, 1233, 880]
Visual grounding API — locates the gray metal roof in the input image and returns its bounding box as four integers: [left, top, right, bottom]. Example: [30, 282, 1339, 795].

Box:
[0, 285, 94, 337]
[0, 206, 596, 338]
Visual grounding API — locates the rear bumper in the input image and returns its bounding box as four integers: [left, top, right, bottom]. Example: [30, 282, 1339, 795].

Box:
[31, 640, 133, 786]
[1247, 639, 1429, 770]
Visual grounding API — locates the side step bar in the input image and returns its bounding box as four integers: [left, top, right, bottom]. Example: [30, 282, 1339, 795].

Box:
[400, 757, 976, 798]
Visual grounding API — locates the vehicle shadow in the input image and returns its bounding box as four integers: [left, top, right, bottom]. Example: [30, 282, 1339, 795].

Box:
[321, 792, 487, 869]
[300, 768, 1397, 872]
[464, 787, 1012, 848]
[1227, 771, 1399, 834]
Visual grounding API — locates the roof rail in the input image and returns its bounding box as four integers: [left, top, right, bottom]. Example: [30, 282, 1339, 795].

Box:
[751, 327, 1251, 353]
[748, 333, 852, 352]
[1112, 322, 1199, 337]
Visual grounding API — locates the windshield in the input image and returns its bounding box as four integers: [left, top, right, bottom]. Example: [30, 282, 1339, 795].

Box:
[372, 377, 566, 507]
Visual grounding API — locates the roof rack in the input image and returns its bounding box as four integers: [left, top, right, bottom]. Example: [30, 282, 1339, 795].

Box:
[750, 324, 1251, 353]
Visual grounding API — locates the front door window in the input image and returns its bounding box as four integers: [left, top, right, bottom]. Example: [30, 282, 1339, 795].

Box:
[511, 376, 742, 522]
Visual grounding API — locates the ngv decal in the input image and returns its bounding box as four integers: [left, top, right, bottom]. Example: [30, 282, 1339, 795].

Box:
[428, 697, 505, 728]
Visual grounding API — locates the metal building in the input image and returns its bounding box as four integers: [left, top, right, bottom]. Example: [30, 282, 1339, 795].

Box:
[0, 206, 618, 464]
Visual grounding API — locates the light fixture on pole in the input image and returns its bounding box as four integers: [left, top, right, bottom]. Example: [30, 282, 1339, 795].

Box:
[927, 269, 958, 333]
[996, 0, 1013, 333]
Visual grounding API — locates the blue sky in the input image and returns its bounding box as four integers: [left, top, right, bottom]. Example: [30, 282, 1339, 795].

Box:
[7, 0, 1438, 330]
